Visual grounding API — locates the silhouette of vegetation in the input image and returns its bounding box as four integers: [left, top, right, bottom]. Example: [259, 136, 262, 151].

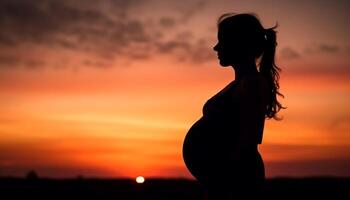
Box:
[0, 177, 349, 199]
[25, 170, 39, 180]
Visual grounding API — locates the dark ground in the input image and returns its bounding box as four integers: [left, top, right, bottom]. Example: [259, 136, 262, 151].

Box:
[1, 177, 349, 199]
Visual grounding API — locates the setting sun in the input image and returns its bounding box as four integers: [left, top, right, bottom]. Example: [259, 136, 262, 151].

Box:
[136, 176, 145, 184]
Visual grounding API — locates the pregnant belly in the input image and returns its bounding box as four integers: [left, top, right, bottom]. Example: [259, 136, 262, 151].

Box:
[182, 116, 237, 182]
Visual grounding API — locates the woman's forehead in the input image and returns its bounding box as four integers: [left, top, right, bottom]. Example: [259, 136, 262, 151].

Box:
[217, 26, 239, 40]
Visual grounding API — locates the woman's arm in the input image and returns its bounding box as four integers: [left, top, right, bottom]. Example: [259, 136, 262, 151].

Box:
[231, 75, 267, 159]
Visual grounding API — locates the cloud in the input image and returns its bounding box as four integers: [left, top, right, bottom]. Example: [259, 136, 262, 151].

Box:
[1, 0, 347, 71]
[0, 0, 215, 69]
[319, 44, 339, 53]
[0, 0, 115, 45]
[328, 115, 350, 133]
[159, 17, 176, 28]
[279, 47, 301, 60]
[154, 36, 216, 63]
[0, 54, 46, 69]
[304, 43, 341, 54]
[0, 0, 151, 68]
[180, 0, 207, 23]
[0, 55, 20, 67]
[156, 41, 191, 54]
[188, 39, 216, 63]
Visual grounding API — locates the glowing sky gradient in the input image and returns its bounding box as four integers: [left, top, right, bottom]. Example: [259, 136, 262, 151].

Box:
[0, 0, 349, 178]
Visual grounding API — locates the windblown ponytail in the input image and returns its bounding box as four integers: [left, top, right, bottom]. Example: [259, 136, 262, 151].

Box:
[259, 25, 287, 120]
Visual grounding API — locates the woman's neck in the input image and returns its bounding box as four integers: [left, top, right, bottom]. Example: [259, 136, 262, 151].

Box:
[231, 60, 259, 81]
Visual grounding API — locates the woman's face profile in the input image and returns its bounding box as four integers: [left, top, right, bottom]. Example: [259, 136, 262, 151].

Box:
[213, 26, 242, 67]
[213, 28, 230, 67]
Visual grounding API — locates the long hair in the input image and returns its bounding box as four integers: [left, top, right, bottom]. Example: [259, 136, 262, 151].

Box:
[217, 13, 287, 120]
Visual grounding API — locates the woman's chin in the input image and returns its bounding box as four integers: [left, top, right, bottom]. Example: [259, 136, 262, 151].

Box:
[219, 60, 231, 67]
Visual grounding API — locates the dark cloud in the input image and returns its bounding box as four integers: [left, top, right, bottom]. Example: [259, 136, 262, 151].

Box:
[0, 0, 152, 68]
[0, 0, 115, 45]
[159, 17, 176, 28]
[319, 44, 339, 53]
[180, 0, 207, 23]
[24, 59, 46, 69]
[0, 55, 20, 67]
[304, 43, 341, 54]
[155, 37, 216, 63]
[279, 47, 300, 60]
[0, 54, 46, 69]
[280, 44, 350, 78]
[156, 41, 191, 54]
[284, 62, 350, 78]
[188, 39, 216, 63]
[82, 60, 110, 68]
[0, 0, 214, 69]
[329, 115, 350, 132]
[175, 31, 194, 41]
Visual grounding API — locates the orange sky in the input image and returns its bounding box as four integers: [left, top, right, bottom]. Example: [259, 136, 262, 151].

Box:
[0, 0, 349, 178]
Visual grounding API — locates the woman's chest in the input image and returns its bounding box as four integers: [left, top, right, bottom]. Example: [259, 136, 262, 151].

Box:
[202, 84, 242, 117]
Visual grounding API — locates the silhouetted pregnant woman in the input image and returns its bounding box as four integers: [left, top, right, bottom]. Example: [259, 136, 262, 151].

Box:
[182, 13, 286, 199]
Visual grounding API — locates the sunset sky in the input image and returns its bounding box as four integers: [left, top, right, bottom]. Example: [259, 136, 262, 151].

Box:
[0, 0, 349, 179]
